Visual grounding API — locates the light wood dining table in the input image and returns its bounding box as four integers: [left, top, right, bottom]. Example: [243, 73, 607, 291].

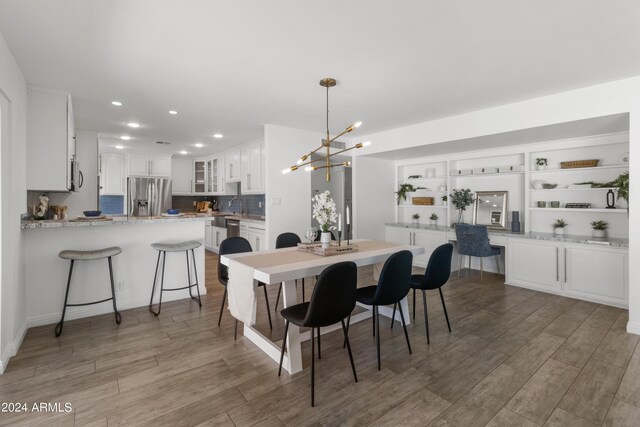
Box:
[220, 239, 425, 374]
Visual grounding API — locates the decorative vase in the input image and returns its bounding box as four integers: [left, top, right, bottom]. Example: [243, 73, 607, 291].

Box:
[457, 210, 464, 223]
[606, 189, 616, 209]
[554, 227, 565, 235]
[412, 218, 419, 226]
[536, 165, 546, 171]
[511, 211, 520, 233]
[320, 231, 331, 247]
[592, 229, 606, 238]
[430, 220, 437, 227]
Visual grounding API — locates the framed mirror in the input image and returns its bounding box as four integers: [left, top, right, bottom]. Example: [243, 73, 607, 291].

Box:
[472, 191, 508, 230]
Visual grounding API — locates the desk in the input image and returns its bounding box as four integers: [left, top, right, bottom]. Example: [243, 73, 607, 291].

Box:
[220, 239, 425, 374]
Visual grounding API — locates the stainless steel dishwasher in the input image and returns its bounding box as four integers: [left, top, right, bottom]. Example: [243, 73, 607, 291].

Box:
[226, 218, 240, 238]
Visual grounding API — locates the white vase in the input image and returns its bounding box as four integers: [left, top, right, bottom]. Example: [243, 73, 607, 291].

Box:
[430, 220, 437, 227]
[554, 227, 565, 235]
[592, 229, 606, 238]
[536, 165, 547, 171]
[320, 231, 331, 247]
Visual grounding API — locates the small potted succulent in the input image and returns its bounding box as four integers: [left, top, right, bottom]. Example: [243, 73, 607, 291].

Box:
[412, 213, 420, 225]
[536, 158, 548, 170]
[590, 220, 608, 238]
[429, 213, 438, 227]
[553, 219, 567, 235]
[441, 195, 448, 206]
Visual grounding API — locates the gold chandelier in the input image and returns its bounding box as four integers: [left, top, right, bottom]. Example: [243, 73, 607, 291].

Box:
[282, 78, 371, 182]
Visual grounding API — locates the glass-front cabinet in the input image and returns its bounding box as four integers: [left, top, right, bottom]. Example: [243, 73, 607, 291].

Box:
[207, 157, 216, 194]
[209, 153, 226, 195]
[193, 160, 206, 194]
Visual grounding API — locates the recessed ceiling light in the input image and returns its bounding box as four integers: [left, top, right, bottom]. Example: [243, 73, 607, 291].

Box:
[126, 122, 141, 128]
[194, 142, 204, 148]
[111, 101, 123, 106]
[179, 150, 188, 155]
[213, 133, 223, 139]
[169, 110, 178, 115]
[120, 135, 131, 140]
[115, 145, 124, 150]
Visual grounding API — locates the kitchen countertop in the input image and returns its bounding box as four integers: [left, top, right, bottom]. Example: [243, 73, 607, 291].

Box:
[22, 214, 215, 229]
[385, 222, 628, 248]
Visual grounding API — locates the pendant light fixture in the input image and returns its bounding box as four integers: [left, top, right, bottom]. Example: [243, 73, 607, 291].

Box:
[282, 78, 371, 182]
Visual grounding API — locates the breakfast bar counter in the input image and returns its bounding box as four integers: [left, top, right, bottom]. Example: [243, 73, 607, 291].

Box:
[22, 215, 208, 328]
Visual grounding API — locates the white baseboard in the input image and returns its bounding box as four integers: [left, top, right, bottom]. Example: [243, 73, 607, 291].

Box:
[0, 322, 27, 374]
[627, 321, 640, 336]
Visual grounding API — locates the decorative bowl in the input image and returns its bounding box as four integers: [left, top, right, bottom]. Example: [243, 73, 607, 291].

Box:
[167, 209, 180, 215]
[542, 183, 558, 189]
[83, 210, 102, 217]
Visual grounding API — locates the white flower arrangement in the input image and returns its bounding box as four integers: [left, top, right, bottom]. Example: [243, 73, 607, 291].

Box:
[36, 195, 49, 219]
[312, 190, 337, 232]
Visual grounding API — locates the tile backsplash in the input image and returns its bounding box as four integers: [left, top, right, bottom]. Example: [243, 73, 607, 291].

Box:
[171, 193, 265, 216]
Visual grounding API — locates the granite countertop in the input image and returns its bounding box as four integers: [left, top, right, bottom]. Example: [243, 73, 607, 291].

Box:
[385, 222, 628, 248]
[22, 214, 215, 229]
[223, 214, 266, 224]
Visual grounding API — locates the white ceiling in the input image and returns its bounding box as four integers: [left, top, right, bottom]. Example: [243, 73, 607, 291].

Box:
[1, 0, 639, 156]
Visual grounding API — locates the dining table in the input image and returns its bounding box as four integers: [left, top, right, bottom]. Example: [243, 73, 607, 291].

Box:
[220, 239, 425, 374]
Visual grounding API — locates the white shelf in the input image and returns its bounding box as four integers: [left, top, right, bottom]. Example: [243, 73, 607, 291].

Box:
[450, 171, 524, 178]
[530, 164, 628, 174]
[529, 208, 627, 213]
[529, 187, 618, 192]
[398, 205, 448, 209]
[399, 176, 447, 181]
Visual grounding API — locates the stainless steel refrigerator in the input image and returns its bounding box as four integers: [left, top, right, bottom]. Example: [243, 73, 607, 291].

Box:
[127, 177, 172, 217]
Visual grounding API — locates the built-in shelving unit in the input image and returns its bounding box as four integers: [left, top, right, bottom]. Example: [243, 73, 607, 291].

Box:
[394, 133, 629, 237]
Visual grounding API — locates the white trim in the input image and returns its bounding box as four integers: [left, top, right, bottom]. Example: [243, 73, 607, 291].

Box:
[627, 321, 640, 336]
[0, 321, 26, 374]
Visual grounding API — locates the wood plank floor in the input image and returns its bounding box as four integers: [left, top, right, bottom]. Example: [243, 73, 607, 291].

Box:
[2, 251, 639, 426]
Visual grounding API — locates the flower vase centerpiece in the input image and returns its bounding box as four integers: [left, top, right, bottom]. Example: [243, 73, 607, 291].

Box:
[449, 188, 473, 224]
[312, 190, 337, 247]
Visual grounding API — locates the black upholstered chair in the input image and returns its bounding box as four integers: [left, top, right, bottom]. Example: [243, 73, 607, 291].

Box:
[278, 261, 358, 407]
[351, 250, 413, 370]
[393, 243, 453, 345]
[274, 232, 306, 310]
[217, 237, 272, 339]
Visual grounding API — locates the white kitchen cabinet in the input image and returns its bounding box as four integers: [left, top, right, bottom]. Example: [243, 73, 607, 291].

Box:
[385, 226, 447, 267]
[193, 159, 207, 194]
[149, 155, 172, 177]
[205, 223, 213, 251]
[225, 148, 241, 182]
[128, 154, 171, 177]
[564, 243, 628, 307]
[245, 222, 266, 251]
[239, 223, 249, 242]
[507, 239, 562, 294]
[413, 229, 448, 267]
[27, 87, 76, 191]
[100, 153, 125, 195]
[241, 140, 264, 194]
[171, 157, 192, 195]
[212, 226, 227, 253]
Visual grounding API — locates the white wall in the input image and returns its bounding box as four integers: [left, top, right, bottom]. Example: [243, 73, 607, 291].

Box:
[352, 156, 395, 241]
[0, 31, 27, 373]
[353, 76, 640, 335]
[264, 125, 322, 248]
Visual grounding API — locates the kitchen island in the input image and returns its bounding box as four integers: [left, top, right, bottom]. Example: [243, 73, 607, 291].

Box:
[22, 214, 211, 328]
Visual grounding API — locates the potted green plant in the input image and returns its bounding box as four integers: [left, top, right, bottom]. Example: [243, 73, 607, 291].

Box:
[412, 213, 420, 225]
[441, 195, 448, 206]
[536, 158, 548, 170]
[590, 220, 608, 238]
[574, 171, 629, 213]
[553, 219, 567, 235]
[429, 213, 438, 226]
[449, 188, 473, 223]
[395, 183, 426, 205]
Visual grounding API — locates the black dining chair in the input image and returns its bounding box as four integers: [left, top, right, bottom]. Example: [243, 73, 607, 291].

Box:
[278, 261, 358, 407]
[274, 232, 306, 310]
[392, 243, 453, 344]
[350, 250, 413, 370]
[217, 237, 272, 339]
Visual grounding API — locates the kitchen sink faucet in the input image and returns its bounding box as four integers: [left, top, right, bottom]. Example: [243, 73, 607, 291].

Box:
[229, 197, 245, 215]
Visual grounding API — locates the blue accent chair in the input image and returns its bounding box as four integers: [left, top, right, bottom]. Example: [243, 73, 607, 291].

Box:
[454, 224, 501, 283]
